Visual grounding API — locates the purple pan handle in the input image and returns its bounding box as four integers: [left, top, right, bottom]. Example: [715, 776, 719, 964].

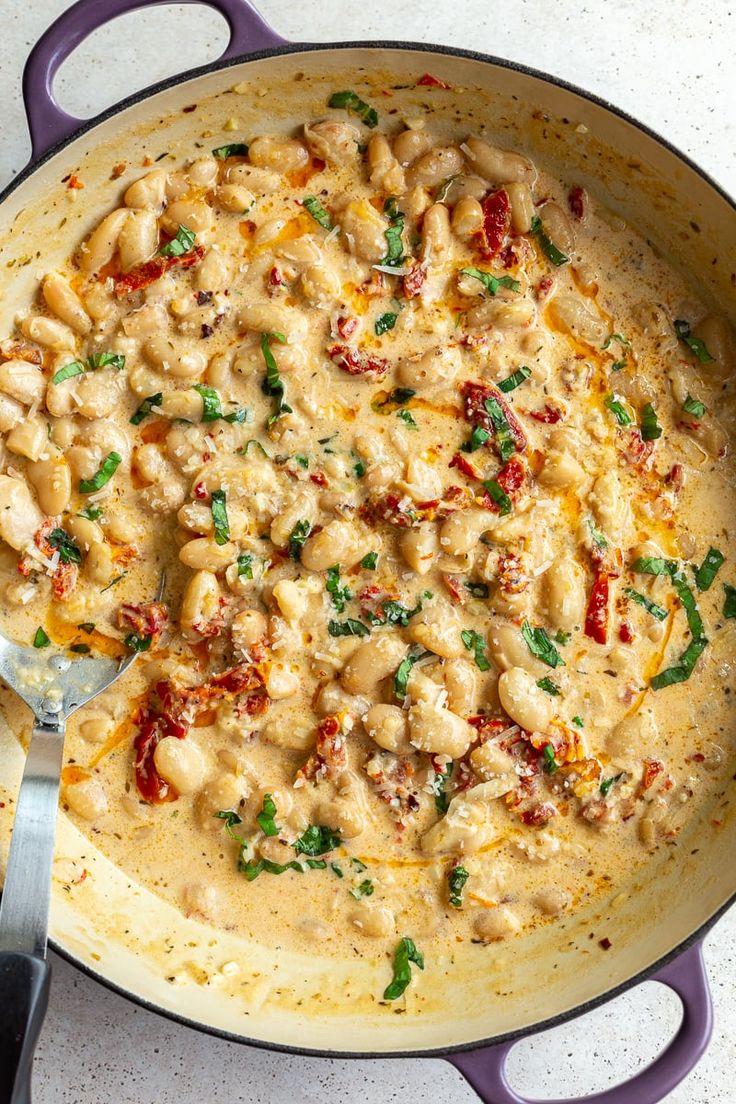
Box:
[447, 941, 713, 1104]
[22, 0, 287, 162]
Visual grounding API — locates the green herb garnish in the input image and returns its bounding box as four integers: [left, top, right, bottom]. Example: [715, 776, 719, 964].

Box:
[375, 312, 398, 336]
[482, 478, 512, 515]
[724, 583, 736, 619]
[682, 394, 706, 419]
[293, 825, 342, 856]
[460, 628, 491, 671]
[433, 763, 454, 815]
[484, 396, 516, 463]
[674, 319, 715, 364]
[192, 384, 223, 422]
[256, 793, 280, 837]
[288, 519, 311, 561]
[210, 489, 230, 546]
[602, 333, 631, 350]
[383, 937, 424, 1001]
[536, 677, 560, 696]
[460, 267, 520, 295]
[640, 403, 662, 441]
[212, 142, 249, 159]
[448, 865, 469, 909]
[33, 627, 50, 648]
[464, 581, 489, 598]
[530, 214, 569, 266]
[53, 351, 125, 385]
[623, 588, 668, 621]
[130, 393, 163, 425]
[542, 743, 559, 773]
[498, 366, 532, 393]
[79, 451, 121, 494]
[381, 196, 405, 265]
[361, 551, 378, 570]
[349, 879, 374, 900]
[600, 773, 624, 797]
[328, 90, 378, 127]
[521, 621, 565, 668]
[396, 408, 418, 430]
[326, 565, 351, 613]
[124, 632, 152, 653]
[158, 224, 196, 257]
[461, 425, 491, 452]
[77, 505, 103, 521]
[328, 618, 370, 637]
[693, 547, 724, 592]
[260, 331, 291, 427]
[237, 553, 253, 579]
[632, 559, 707, 688]
[604, 393, 632, 427]
[394, 647, 422, 701]
[303, 195, 334, 230]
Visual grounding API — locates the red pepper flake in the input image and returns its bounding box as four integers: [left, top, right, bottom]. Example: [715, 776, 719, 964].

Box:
[269, 265, 284, 286]
[527, 403, 563, 424]
[479, 190, 511, 259]
[114, 246, 204, 298]
[665, 463, 684, 492]
[536, 275, 555, 300]
[568, 185, 586, 220]
[417, 72, 451, 89]
[402, 260, 427, 299]
[309, 472, 328, 487]
[193, 480, 209, 501]
[328, 344, 388, 378]
[519, 802, 558, 826]
[441, 574, 465, 604]
[598, 936, 612, 951]
[67, 174, 85, 190]
[618, 621, 634, 643]
[584, 571, 611, 645]
[640, 758, 664, 793]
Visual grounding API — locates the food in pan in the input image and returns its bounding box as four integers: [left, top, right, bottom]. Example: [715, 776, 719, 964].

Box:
[0, 79, 734, 999]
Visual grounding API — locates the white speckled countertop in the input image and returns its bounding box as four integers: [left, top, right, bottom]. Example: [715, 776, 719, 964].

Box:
[1, 1, 735, 1100]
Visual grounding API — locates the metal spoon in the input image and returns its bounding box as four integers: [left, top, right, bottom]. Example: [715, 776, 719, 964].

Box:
[0, 575, 163, 1104]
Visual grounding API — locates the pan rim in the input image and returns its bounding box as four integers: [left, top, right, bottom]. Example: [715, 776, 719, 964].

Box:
[4, 35, 735, 1060]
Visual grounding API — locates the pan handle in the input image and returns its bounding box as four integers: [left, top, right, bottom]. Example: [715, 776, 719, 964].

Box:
[446, 940, 713, 1104]
[22, 0, 287, 162]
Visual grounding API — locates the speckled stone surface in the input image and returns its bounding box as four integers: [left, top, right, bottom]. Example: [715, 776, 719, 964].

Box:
[0, 1, 734, 1100]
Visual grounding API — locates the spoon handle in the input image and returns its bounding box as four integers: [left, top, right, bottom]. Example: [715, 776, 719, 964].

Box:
[0, 952, 50, 1104]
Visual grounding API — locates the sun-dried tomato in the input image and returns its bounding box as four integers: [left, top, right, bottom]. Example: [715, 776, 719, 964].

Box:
[519, 802, 558, 826]
[117, 601, 169, 644]
[585, 572, 611, 645]
[448, 452, 483, 480]
[328, 344, 389, 377]
[335, 315, 359, 339]
[114, 246, 204, 298]
[402, 260, 427, 298]
[417, 72, 451, 89]
[296, 714, 347, 784]
[441, 574, 465, 604]
[528, 403, 563, 424]
[479, 190, 511, 259]
[568, 185, 586, 220]
[460, 380, 527, 454]
[480, 454, 528, 511]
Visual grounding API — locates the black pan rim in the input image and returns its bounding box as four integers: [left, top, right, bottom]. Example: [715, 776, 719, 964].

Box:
[3, 34, 734, 1063]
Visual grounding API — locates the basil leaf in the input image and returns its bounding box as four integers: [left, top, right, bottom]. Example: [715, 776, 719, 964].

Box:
[212, 142, 249, 159]
[241, 439, 271, 458]
[124, 632, 152, 653]
[682, 394, 706, 419]
[331, 862, 344, 878]
[600, 772, 624, 796]
[693, 547, 724, 592]
[303, 195, 334, 230]
[530, 214, 569, 266]
[460, 628, 491, 671]
[448, 865, 469, 909]
[554, 630, 570, 645]
[587, 517, 608, 551]
[328, 618, 370, 637]
[223, 407, 250, 424]
[260, 331, 291, 426]
[293, 825, 341, 856]
[69, 643, 91, 654]
[327, 89, 378, 128]
[602, 333, 631, 350]
[464, 581, 489, 598]
[86, 352, 125, 371]
[192, 384, 223, 422]
[159, 224, 196, 257]
[572, 715, 584, 728]
[381, 197, 405, 265]
[724, 583, 736, 619]
[521, 620, 565, 668]
[256, 793, 280, 837]
[326, 564, 351, 613]
[33, 627, 50, 649]
[483, 478, 512, 515]
[361, 552, 378, 570]
[210, 489, 230, 546]
[396, 408, 418, 430]
[354, 459, 366, 477]
[52, 360, 84, 385]
[650, 566, 708, 690]
[674, 319, 715, 364]
[432, 762, 454, 815]
[394, 647, 423, 700]
[242, 857, 306, 881]
[375, 312, 398, 336]
[498, 366, 532, 393]
[237, 553, 253, 579]
[604, 393, 632, 426]
[484, 396, 516, 462]
[100, 572, 126, 592]
[288, 519, 311, 561]
[623, 587, 668, 622]
[542, 743, 559, 774]
[435, 174, 462, 203]
[349, 879, 374, 900]
[79, 451, 121, 494]
[631, 556, 672, 576]
[461, 425, 491, 453]
[460, 267, 520, 295]
[536, 677, 560, 696]
[130, 392, 162, 425]
[640, 402, 662, 441]
[372, 388, 416, 412]
[77, 505, 103, 521]
[383, 937, 424, 1001]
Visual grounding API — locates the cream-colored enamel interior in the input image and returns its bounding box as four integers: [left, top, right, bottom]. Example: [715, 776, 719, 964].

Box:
[0, 48, 735, 1053]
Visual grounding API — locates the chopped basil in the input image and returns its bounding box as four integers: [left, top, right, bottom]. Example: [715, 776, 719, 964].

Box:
[77, 505, 103, 521]
[353, 459, 366, 478]
[381, 197, 405, 265]
[631, 556, 671, 576]
[572, 715, 584, 728]
[396, 408, 418, 430]
[602, 333, 631, 350]
[674, 319, 715, 364]
[124, 632, 152, 653]
[260, 331, 291, 426]
[484, 397, 516, 463]
[130, 392, 163, 425]
[640, 403, 662, 441]
[460, 628, 491, 671]
[361, 551, 378, 570]
[632, 560, 708, 689]
[604, 393, 632, 427]
[326, 565, 351, 613]
[69, 643, 91, 654]
[53, 351, 125, 386]
[241, 439, 271, 458]
[530, 214, 569, 266]
[482, 478, 512, 515]
[433, 763, 454, 814]
[33, 627, 50, 648]
[461, 425, 491, 453]
[498, 366, 532, 393]
[587, 517, 608, 551]
[372, 387, 416, 412]
[693, 547, 724, 592]
[223, 407, 250, 424]
[52, 360, 84, 385]
[383, 937, 424, 1001]
[293, 825, 341, 856]
[521, 620, 566, 668]
[460, 267, 520, 296]
[288, 519, 311, 561]
[294, 454, 309, 469]
[448, 865, 469, 909]
[328, 618, 370, 637]
[79, 451, 121, 494]
[623, 587, 668, 621]
[600, 772, 624, 797]
[351, 857, 368, 873]
[394, 647, 422, 701]
[158, 224, 196, 257]
[237, 553, 253, 579]
[375, 312, 398, 336]
[536, 677, 560, 696]
[192, 384, 223, 422]
[682, 394, 706, 419]
[542, 743, 559, 773]
[256, 793, 280, 837]
[77, 622, 95, 634]
[242, 857, 306, 881]
[100, 572, 126, 592]
[349, 879, 374, 900]
[464, 581, 489, 598]
[303, 195, 334, 230]
[435, 174, 462, 202]
[373, 598, 425, 628]
[723, 583, 736, 619]
[210, 489, 230, 546]
[331, 862, 344, 878]
[554, 630, 571, 645]
[327, 89, 378, 128]
[212, 142, 249, 159]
